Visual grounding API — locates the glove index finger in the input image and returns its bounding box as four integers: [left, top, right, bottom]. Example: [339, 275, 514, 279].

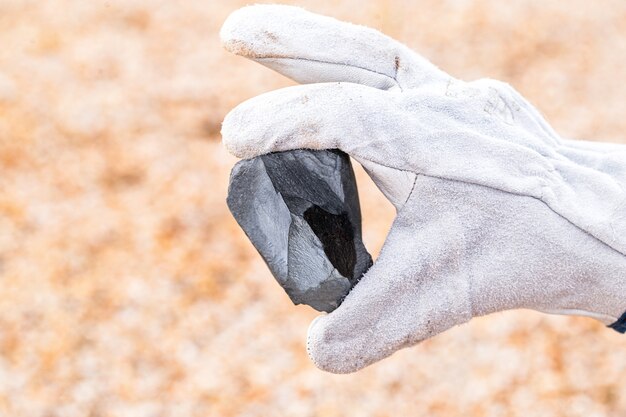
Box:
[220, 5, 446, 91]
[221, 82, 385, 160]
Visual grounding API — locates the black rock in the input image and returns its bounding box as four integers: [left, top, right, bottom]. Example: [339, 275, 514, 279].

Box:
[227, 149, 373, 312]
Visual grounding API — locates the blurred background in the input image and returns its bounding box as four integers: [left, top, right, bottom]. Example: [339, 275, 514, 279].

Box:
[1, 0, 626, 416]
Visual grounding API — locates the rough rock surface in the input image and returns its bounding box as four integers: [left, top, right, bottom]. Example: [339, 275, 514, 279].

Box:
[227, 149, 372, 312]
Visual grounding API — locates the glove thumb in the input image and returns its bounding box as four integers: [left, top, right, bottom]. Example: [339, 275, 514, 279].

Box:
[306, 197, 473, 373]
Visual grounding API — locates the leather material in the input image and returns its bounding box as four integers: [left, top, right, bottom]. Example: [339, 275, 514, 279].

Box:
[220, 5, 626, 373]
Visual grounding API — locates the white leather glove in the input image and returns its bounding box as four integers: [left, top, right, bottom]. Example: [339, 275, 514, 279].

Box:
[220, 5, 626, 373]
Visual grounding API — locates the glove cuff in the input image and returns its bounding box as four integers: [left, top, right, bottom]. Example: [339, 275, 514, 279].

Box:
[608, 311, 626, 334]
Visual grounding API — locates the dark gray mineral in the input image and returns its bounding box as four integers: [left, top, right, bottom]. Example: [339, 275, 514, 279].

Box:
[227, 149, 372, 312]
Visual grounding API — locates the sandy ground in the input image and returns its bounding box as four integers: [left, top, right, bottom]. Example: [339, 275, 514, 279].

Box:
[1, 1, 626, 416]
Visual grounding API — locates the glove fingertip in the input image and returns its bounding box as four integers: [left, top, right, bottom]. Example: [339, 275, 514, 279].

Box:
[220, 5, 305, 58]
[306, 315, 366, 374]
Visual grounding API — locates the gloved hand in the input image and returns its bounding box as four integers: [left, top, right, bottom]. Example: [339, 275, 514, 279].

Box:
[220, 5, 626, 373]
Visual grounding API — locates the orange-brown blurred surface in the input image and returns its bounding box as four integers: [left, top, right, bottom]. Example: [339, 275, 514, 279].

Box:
[1, 1, 626, 416]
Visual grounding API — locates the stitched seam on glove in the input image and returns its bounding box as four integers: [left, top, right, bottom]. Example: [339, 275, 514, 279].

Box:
[427, 173, 626, 259]
[356, 155, 626, 259]
[401, 172, 420, 209]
